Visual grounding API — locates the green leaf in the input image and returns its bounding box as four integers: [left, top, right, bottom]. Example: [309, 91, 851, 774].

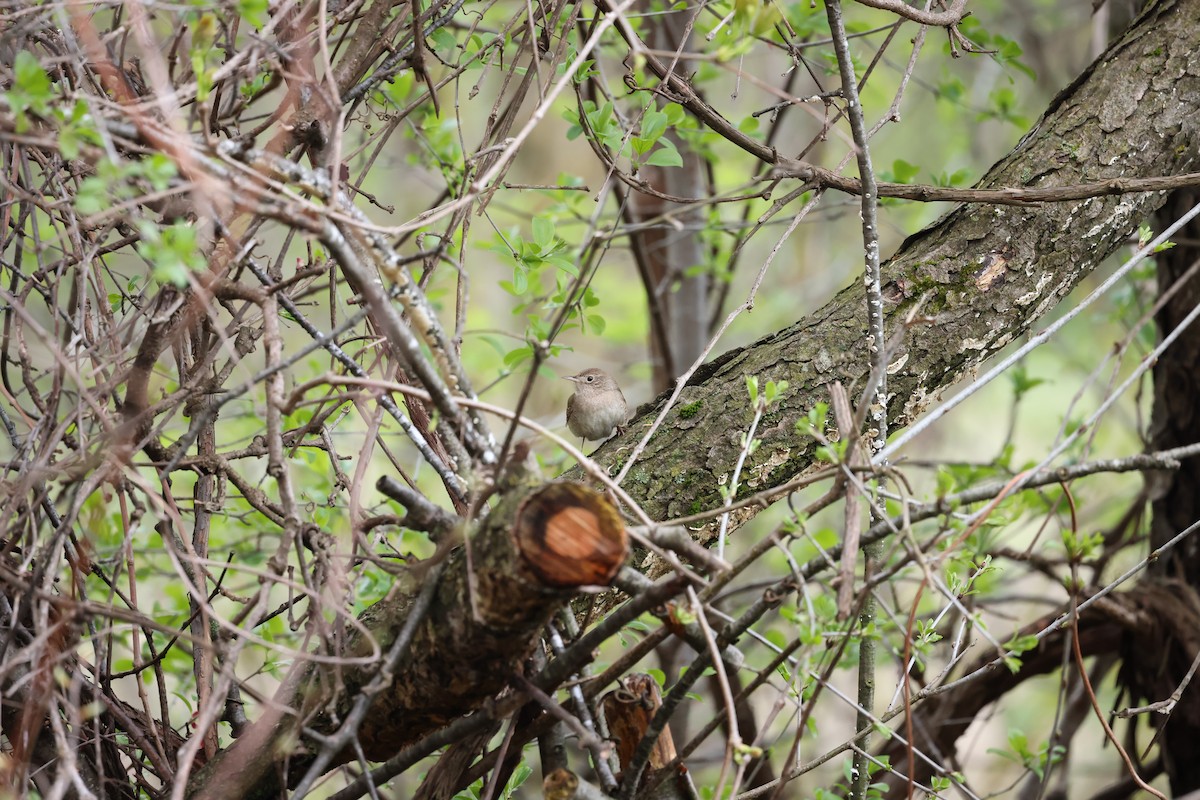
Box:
[76, 178, 108, 215]
[763, 379, 787, 405]
[10, 51, 53, 131]
[1137, 223, 1153, 247]
[663, 103, 685, 126]
[746, 375, 759, 406]
[429, 28, 457, 59]
[1008, 364, 1044, 401]
[641, 108, 667, 142]
[1004, 633, 1038, 655]
[531, 216, 553, 248]
[237, 0, 269, 29]
[14, 51, 51, 100]
[991, 34, 1036, 81]
[136, 220, 204, 287]
[511, 266, 528, 294]
[527, 316, 550, 340]
[890, 159, 919, 183]
[589, 101, 613, 131]
[503, 345, 532, 367]
[645, 139, 683, 168]
[737, 115, 760, 135]
[544, 255, 579, 277]
[144, 154, 178, 192]
[58, 127, 81, 159]
[938, 77, 965, 103]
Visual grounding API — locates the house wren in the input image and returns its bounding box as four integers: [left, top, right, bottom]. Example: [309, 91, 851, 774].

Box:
[564, 368, 628, 443]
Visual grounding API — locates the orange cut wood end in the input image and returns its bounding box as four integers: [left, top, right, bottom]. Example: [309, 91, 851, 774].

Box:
[514, 482, 628, 587]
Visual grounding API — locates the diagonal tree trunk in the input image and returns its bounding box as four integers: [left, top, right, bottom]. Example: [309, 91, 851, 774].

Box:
[595, 0, 1200, 531]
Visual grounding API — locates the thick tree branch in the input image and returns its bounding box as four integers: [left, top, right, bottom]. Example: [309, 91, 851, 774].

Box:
[189, 477, 628, 799]
[597, 0, 1200, 533]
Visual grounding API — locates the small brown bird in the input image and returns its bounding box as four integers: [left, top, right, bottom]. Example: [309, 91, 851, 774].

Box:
[564, 368, 628, 444]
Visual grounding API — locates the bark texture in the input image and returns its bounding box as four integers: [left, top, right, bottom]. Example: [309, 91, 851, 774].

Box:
[602, 674, 679, 786]
[597, 0, 1200, 533]
[346, 480, 626, 757]
[1133, 183, 1200, 792]
[1148, 188, 1200, 583]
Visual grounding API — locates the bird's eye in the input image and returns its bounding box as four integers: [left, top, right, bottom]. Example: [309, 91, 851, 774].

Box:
[586, 375, 594, 382]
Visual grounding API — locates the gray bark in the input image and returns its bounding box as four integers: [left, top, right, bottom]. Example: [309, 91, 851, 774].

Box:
[599, 0, 1200, 532]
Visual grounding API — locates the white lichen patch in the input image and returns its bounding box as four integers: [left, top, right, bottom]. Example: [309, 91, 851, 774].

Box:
[903, 378, 931, 420]
[814, 348, 835, 373]
[1083, 197, 1138, 241]
[887, 352, 909, 374]
[1031, 274, 1075, 318]
[747, 447, 790, 488]
[1017, 272, 1052, 306]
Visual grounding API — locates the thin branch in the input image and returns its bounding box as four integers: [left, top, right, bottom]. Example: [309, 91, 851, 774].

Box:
[851, 0, 967, 27]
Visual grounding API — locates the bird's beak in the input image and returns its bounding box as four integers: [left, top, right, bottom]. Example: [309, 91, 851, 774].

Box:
[563, 375, 578, 383]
